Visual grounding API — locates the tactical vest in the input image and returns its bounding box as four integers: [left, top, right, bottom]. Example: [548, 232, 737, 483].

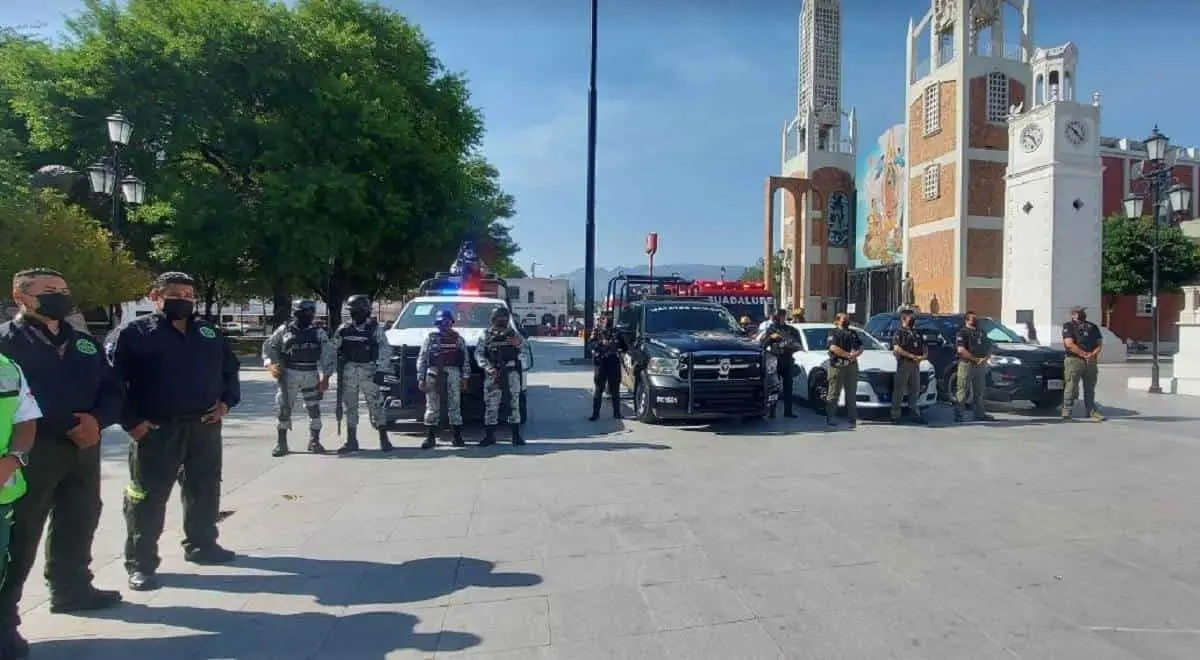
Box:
[0, 355, 28, 505]
[484, 327, 520, 367]
[592, 329, 621, 363]
[282, 324, 322, 370]
[338, 320, 379, 364]
[430, 331, 463, 368]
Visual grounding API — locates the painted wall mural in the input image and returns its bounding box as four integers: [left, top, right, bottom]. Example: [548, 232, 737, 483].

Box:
[854, 124, 906, 268]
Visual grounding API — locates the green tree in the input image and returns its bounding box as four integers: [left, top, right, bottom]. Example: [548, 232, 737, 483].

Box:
[1102, 214, 1200, 325]
[3, 0, 517, 328]
[739, 250, 788, 299]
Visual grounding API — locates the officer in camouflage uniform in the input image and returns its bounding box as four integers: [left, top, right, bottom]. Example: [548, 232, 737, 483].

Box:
[953, 311, 995, 423]
[262, 300, 336, 457]
[1061, 306, 1105, 422]
[334, 294, 394, 454]
[475, 306, 525, 446]
[416, 309, 468, 449]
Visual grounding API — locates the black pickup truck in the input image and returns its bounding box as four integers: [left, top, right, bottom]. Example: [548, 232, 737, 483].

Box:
[615, 297, 779, 423]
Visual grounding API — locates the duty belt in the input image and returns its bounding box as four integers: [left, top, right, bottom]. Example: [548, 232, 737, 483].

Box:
[285, 362, 318, 371]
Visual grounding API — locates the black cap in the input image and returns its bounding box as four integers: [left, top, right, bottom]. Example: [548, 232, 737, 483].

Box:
[347, 294, 370, 309]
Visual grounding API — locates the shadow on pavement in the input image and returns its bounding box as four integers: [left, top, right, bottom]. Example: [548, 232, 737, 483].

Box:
[338, 439, 671, 459]
[32, 603, 478, 659]
[157, 555, 541, 606]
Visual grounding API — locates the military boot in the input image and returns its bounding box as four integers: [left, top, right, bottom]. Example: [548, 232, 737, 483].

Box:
[336, 427, 360, 454]
[379, 429, 393, 452]
[451, 426, 465, 447]
[588, 399, 601, 421]
[420, 427, 436, 449]
[272, 430, 289, 457]
[510, 422, 525, 445]
[308, 429, 327, 454]
[612, 398, 621, 419]
[480, 426, 497, 447]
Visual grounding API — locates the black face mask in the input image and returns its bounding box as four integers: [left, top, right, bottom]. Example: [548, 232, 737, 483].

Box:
[350, 309, 369, 323]
[1075, 313, 1087, 322]
[33, 292, 73, 321]
[493, 319, 508, 329]
[162, 298, 194, 321]
[294, 311, 315, 327]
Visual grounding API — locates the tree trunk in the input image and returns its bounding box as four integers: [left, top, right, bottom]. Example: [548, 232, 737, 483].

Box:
[1103, 294, 1115, 327]
[323, 265, 348, 330]
[202, 278, 218, 321]
[270, 277, 290, 328]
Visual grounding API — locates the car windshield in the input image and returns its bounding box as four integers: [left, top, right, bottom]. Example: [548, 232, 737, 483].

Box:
[392, 300, 505, 329]
[915, 316, 1023, 344]
[801, 327, 884, 351]
[716, 301, 773, 325]
[643, 304, 743, 334]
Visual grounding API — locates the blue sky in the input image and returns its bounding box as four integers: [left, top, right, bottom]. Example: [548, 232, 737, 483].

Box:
[9, 0, 1200, 276]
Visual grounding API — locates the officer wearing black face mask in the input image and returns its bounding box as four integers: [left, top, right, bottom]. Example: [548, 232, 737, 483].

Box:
[109, 271, 241, 593]
[0, 267, 124, 657]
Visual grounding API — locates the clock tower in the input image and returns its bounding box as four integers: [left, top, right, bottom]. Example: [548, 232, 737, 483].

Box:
[1001, 42, 1102, 343]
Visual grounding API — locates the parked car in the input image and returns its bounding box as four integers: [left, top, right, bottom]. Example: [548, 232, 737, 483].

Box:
[863, 312, 1067, 409]
[788, 323, 939, 412]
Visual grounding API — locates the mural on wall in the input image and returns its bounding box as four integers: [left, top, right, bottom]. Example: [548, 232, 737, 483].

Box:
[855, 124, 906, 268]
[827, 193, 850, 247]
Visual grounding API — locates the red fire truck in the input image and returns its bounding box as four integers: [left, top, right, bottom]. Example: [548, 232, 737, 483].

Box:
[678, 280, 774, 324]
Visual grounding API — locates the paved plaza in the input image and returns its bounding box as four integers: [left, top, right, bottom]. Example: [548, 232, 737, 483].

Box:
[16, 338, 1200, 659]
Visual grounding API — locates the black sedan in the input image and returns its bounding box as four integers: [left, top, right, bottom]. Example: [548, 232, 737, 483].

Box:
[864, 312, 1067, 409]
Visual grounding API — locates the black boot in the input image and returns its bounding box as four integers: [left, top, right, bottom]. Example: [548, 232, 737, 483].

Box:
[308, 429, 327, 454]
[378, 429, 393, 451]
[451, 426, 465, 447]
[612, 399, 621, 419]
[480, 426, 497, 446]
[272, 429, 289, 457]
[784, 402, 797, 418]
[510, 423, 525, 445]
[420, 427, 436, 449]
[336, 427, 360, 454]
[588, 399, 601, 421]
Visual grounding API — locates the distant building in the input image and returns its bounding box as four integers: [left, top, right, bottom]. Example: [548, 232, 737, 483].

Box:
[505, 277, 569, 332]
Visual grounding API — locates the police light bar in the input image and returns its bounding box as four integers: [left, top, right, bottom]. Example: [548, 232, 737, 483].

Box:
[421, 274, 504, 298]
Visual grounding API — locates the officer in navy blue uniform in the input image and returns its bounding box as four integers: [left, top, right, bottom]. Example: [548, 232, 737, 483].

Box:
[0, 268, 124, 660]
[109, 272, 241, 593]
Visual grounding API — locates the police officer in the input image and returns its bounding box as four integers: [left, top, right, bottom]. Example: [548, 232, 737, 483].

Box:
[1061, 306, 1105, 421]
[416, 309, 468, 449]
[757, 308, 801, 418]
[263, 300, 335, 457]
[825, 313, 863, 428]
[953, 311, 995, 423]
[586, 313, 624, 421]
[334, 295, 394, 453]
[475, 307, 525, 446]
[110, 272, 241, 592]
[890, 308, 928, 424]
[0, 269, 83, 660]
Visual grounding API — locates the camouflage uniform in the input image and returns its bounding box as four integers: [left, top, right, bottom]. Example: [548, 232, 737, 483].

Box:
[334, 295, 395, 453]
[262, 300, 336, 456]
[475, 307, 525, 446]
[416, 309, 468, 448]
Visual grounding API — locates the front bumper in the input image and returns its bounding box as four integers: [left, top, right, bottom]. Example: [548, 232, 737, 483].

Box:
[984, 360, 1065, 402]
[644, 373, 778, 420]
[828, 370, 939, 409]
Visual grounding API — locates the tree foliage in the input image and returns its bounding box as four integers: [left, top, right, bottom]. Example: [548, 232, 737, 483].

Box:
[739, 250, 788, 299]
[0, 193, 151, 308]
[0, 0, 519, 327]
[1102, 214, 1200, 299]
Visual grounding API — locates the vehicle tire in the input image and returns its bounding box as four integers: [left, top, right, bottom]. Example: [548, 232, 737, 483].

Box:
[1031, 392, 1063, 410]
[634, 372, 659, 424]
[808, 371, 829, 412]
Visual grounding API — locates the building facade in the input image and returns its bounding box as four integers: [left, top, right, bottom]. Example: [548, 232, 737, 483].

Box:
[773, 0, 856, 321]
[902, 0, 1034, 318]
[505, 277, 569, 331]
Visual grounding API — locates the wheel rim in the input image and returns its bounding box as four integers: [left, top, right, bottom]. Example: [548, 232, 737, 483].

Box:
[636, 382, 647, 415]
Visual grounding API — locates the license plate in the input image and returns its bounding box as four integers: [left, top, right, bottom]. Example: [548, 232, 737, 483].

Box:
[1047, 379, 1064, 390]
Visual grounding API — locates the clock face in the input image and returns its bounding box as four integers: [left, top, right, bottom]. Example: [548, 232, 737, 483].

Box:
[1065, 120, 1088, 146]
[1020, 123, 1043, 153]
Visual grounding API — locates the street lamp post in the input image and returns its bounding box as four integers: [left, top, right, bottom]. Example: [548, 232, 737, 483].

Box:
[87, 111, 147, 327]
[1122, 126, 1194, 394]
[582, 0, 599, 359]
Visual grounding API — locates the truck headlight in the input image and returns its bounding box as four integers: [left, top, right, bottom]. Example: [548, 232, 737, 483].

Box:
[765, 354, 778, 375]
[988, 355, 1022, 366]
[646, 357, 680, 377]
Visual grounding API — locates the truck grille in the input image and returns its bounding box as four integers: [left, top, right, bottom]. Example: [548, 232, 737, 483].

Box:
[682, 353, 762, 381]
[690, 380, 767, 412]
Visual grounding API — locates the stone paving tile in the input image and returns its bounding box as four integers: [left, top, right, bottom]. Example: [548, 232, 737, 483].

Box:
[15, 346, 1200, 659]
